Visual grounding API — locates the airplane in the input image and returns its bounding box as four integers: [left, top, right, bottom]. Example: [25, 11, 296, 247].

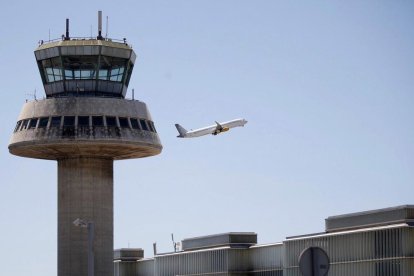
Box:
[175, 118, 248, 138]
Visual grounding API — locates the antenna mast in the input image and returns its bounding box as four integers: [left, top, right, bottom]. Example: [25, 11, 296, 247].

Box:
[105, 16, 109, 39]
[153, 242, 157, 255]
[65, 19, 70, 40]
[25, 89, 37, 102]
[97, 11, 103, 40]
[171, 233, 177, 252]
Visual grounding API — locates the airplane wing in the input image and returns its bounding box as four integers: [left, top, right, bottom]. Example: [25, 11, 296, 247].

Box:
[215, 121, 223, 131]
[213, 121, 229, 135]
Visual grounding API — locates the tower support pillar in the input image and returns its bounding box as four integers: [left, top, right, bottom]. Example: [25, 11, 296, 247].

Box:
[58, 157, 113, 276]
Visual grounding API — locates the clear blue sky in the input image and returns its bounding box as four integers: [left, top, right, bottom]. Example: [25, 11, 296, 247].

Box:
[1, 1, 413, 275]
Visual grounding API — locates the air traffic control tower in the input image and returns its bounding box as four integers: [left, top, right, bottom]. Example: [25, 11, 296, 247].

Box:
[8, 13, 162, 276]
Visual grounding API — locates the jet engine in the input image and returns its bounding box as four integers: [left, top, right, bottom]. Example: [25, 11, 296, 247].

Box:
[212, 127, 230, 135]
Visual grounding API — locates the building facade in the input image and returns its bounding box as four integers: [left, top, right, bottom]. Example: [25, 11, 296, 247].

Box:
[114, 205, 414, 276]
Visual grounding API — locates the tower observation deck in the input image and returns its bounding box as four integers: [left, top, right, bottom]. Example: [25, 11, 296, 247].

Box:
[8, 13, 162, 276]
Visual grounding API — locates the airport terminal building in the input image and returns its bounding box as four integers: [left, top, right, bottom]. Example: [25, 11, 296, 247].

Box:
[114, 205, 414, 276]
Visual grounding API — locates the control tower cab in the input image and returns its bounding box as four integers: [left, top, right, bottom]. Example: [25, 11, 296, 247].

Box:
[37, 34, 133, 98]
[9, 12, 161, 276]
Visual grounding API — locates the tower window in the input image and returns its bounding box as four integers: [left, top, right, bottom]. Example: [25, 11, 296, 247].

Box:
[50, 116, 61, 127]
[98, 56, 127, 82]
[74, 70, 96, 80]
[106, 116, 117, 127]
[139, 119, 149, 131]
[110, 67, 124, 82]
[38, 53, 132, 96]
[21, 120, 29, 130]
[119, 117, 129, 128]
[38, 117, 49, 128]
[28, 118, 38, 129]
[92, 116, 104, 126]
[14, 121, 22, 132]
[99, 69, 108, 80]
[41, 57, 63, 83]
[125, 63, 134, 86]
[63, 116, 75, 126]
[62, 56, 98, 81]
[148, 121, 157, 133]
[130, 118, 140, 129]
[78, 116, 89, 127]
[64, 70, 73, 80]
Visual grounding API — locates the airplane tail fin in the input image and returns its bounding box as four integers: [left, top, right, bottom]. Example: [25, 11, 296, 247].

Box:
[175, 124, 188, 138]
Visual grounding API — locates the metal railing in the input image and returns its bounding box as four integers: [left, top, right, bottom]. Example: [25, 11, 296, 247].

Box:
[38, 36, 131, 47]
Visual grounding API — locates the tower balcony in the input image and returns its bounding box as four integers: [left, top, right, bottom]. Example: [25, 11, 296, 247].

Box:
[9, 97, 162, 160]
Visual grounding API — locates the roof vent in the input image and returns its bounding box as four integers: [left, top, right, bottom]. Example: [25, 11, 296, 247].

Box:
[182, 232, 257, 251]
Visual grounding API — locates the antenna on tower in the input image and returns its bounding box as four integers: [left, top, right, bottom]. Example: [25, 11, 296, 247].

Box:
[105, 16, 109, 39]
[153, 242, 157, 255]
[26, 89, 37, 102]
[97, 11, 103, 40]
[171, 233, 177, 252]
[65, 18, 70, 40]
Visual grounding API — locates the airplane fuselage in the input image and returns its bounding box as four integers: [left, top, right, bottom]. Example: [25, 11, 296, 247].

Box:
[175, 118, 247, 138]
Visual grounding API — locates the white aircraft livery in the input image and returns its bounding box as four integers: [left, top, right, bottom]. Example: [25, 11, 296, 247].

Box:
[175, 118, 248, 138]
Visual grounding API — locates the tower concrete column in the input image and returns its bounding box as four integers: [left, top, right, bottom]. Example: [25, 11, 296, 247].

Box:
[58, 158, 113, 276]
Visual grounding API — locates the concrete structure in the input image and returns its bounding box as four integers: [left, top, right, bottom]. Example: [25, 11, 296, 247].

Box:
[9, 15, 162, 276]
[114, 205, 414, 276]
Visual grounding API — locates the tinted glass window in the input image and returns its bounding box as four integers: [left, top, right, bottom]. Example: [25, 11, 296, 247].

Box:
[147, 121, 154, 132]
[63, 116, 75, 126]
[130, 118, 140, 129]
[78, 116, 89, 127]
[21, 120, 29, 130]
[38, 117, 49, 128]
[92, 116, 104, 126]
[29, 118, 38, 129]
[110, 67, 124, 82]
[42, 57, 63, 83]
[119, 117, 129, 128]
[106, 116, 117, 127]
[14, 121, 22, 132]
[99, 56, 127, 82]
[140, 119, 149, 131]
[125, 63, 134, 86]
[62, 56, 98, 80]
[51, 116, 61, 127]
[64, 69, 73, 80]
[148, 121, 157, 133]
